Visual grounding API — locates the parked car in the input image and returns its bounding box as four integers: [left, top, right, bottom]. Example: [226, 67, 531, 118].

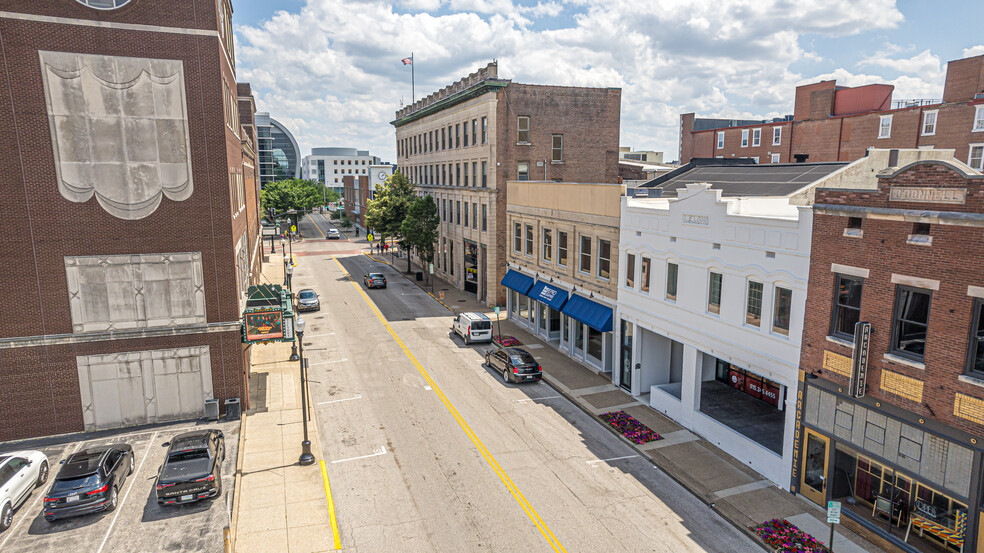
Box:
[0, 450, 49, 530]
[452, 312, 494, 344]
[296, 288, 320, 312]
[42, 445, 133, 522]
[327, 228, 340, 239]
[155, 430, 224, 506]
[364, 272, 387, 289]
[485, 347, 543, 383]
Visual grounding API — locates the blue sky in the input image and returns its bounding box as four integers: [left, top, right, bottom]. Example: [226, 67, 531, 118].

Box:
[231, 0, 984, 164]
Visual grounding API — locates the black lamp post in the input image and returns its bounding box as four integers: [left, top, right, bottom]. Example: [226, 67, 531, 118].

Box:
[296, 317, 315, 466]
[286, 255, 299, 362]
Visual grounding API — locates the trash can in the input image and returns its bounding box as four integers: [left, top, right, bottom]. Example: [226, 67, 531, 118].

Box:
[204, 398, 220, 421]
[224, 398, 241, 421]
[416, 271, 423, 281]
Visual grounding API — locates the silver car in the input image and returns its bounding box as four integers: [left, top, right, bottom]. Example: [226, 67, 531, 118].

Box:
[296, 289, 320, 312]
[0, 450, 50, 531]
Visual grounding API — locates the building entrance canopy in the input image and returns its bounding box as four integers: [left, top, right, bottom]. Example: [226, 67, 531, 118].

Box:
[563, 293, 613, 333]
[529, 281, 568, 311]
[501, 269, 534, 295]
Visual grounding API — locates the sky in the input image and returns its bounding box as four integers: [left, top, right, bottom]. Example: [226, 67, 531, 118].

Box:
[231, 0, 984, 164]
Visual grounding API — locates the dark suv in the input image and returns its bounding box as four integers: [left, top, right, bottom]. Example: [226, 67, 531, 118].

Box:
[43, 445, 134, 522]
[485, 347, 542, 383]
[155, 430, 225, 505]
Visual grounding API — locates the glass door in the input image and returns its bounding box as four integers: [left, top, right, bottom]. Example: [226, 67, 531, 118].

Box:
[801, 429, 830, 506]
[619, 320, 633, 391]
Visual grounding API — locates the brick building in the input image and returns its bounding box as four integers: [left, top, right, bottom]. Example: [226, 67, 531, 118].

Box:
[0, 0, 260, 440]
[680, 54, 984, 170]
[794, 149, 984, 553]
[342, 174, 370, 228]
[392, 63, 621, 306]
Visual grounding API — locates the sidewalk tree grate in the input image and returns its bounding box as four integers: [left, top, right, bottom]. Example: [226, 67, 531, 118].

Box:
[599, 410, 662, 444]
[752, 519, 830, 553]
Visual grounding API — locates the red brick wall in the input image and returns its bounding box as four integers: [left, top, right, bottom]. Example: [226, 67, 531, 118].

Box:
[794, 81, 837, 121]
[703, 121, 793, 163]
[943, 55, 984, 104]
[4, 0, 219, 30]
[800, 162, 984, 436]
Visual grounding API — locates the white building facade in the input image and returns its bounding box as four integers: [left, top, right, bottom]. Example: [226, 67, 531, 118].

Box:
[616, 183, 811, 485]
[302, 147, 382, 194]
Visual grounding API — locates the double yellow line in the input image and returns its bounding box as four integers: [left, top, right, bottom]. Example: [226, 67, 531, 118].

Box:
[331, 256, 566, 552]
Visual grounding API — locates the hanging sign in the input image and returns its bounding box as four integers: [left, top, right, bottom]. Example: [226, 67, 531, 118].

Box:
[849, 321, 871, 398]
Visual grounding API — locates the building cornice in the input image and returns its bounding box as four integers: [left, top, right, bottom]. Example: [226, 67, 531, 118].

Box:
[815, 204, 984, 227]
[391, 80, 510, 128]
[0, 322, 243, 350]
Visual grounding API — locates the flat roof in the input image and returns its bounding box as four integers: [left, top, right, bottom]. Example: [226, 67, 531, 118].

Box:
[641, 160, 848, 197]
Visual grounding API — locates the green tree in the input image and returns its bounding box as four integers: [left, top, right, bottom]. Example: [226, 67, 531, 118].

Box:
[401, 194, 439, 277]
[260, 179, 324, 230]
[364, 171, 416, 253]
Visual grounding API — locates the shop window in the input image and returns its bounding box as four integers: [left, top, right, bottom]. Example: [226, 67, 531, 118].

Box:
[891, 286, 931, 361]
[640, 257, 651, 294]
[707, 271, 722, 314]
[525, 224, 533, 256]
[625, 254, 635, 288]
[968, 299, 984, 377]
[665, 262, 677, 300]
[597, 239, 611, 279]
[831, 274, 863, 339]
[773, 287, 792, 335]
[587, 326, 603, 362]
[558, 231, 568, 266]
[746, 280, 763, 326]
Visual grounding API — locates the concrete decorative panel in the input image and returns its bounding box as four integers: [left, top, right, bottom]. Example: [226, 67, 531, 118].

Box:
[77, 346, 212, 431]
[65, 253, 205, 333]
[39, 51, 194, 220]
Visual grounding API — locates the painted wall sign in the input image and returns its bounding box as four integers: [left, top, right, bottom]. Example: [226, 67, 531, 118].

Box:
[889, 187, 966, 204]
[682, 214, 709, 225]
[849, 321, 871, 398]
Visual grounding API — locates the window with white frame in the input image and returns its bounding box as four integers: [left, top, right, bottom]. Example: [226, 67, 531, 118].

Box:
[772, 127, 781, 145]
[751, 128, 761, 147]
[558, 231, 568, 266]
[717, 131, 724, 149]
[746, 280, 763, 327]
[513, 222, 522, 252]
[975, 106, 984, 132]
[741, 129, 749, 147]
[597, 239, 611, 279]
[552, 134, 563, 162]
[773, 286, 792, 336]
[640, 257, 651, 293]
[970, 144, 984, 170]
[707, 271, 722, 314]
[921, 110, 938, 136]
[771, 153, 780, 163]
[542, 228, 552, 262]
[625, 254, 635, 288]
[579, 235, 591, 273]
[525, 224, 533, 255]
[517, 116, 530, 143]
[879, 115, 892, 138]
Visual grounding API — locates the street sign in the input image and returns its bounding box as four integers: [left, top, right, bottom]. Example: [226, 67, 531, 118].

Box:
[367, 233, 374, 242]
[494, 306, 500, 314]
[291, 225, 297, 233]
[827, 501, 842, 524]
[429, 263, 434, 274]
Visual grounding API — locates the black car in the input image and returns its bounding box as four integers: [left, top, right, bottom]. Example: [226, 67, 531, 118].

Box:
[296, 288, 320, 312]
[43, 445, 134, 522]
[155, 430, 224, 505]
[364, 272, 387, 289]
[485, 347, 543, 383]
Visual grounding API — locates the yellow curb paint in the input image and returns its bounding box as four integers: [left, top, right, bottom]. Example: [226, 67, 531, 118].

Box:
[319, 460, 342, 550]
[331, 256, 566, 552]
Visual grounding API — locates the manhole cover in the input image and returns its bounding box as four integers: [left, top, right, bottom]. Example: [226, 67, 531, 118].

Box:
[457, 300, 467, 303]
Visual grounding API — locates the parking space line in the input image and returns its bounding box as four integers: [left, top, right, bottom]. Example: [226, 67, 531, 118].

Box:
[318, 461, 342, 550]
[309, 359, 348, 366]
[515, 396, 562, 403]
[95, 430, 158, 553]
[585, 455, 638, 465]
[330, 446, 387, 464]
[316, 394, 362, 405]
[0, 441, 83, 550]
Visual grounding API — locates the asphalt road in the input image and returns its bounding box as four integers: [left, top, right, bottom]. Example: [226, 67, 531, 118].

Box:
[290, 215, 759, 553]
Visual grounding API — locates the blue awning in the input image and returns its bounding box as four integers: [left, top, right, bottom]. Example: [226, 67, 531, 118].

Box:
[528, 281, 569, 311]
[562, 294, 613, 332]
[500, 269, 534, 295]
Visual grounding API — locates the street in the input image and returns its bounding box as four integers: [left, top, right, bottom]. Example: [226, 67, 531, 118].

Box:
[286, 215, 758, 553]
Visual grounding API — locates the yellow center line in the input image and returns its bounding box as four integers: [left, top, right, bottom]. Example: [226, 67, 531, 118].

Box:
[331, 256, 566, 552]
[308, 213, 327, 239]
[319, 460, 343, 550]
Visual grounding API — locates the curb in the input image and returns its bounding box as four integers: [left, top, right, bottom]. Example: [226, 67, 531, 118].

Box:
[538, 373, 772, 552]
[228, 413, 247, 552]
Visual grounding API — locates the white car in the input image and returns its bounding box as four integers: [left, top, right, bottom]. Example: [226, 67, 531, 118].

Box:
[0, 450, 49, 531]
[327, 228, 340, 239]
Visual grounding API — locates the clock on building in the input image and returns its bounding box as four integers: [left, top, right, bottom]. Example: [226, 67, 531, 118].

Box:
[378, 172, 387, 179]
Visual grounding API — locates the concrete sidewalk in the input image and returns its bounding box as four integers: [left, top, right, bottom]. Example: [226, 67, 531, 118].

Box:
[373, 253, 888, 553]
[232, 258, 336, 553]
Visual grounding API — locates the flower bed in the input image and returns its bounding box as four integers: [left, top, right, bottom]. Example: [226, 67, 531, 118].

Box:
[599, 410, 661, 444]
[752, 519, 830, 553]
[494, 335, 522, 347]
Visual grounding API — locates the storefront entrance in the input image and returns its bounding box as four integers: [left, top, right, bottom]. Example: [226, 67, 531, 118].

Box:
[464, 241, 478, 294]
[620, 320, 632, 391]
[801, 429, 830, 506]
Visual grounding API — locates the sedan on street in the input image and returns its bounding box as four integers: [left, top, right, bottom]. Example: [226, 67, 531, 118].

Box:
[0, 450, 49, 531]
[155, 430, 225, 506]
[364, 272, 387, 289]
[327, 228, 341, 239]
[296, 288, 320, 312]
[43, 445, 133, 522]
[485, 347, 543, 383]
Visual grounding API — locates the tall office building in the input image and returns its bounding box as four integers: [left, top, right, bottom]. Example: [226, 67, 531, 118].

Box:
[256, 112, 301, 187]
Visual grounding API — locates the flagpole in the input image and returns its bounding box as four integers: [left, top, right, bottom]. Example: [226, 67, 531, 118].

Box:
[411, 52, 415, 104]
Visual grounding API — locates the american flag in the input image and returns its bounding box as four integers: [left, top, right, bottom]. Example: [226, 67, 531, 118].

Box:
[401, 57, 412, 65]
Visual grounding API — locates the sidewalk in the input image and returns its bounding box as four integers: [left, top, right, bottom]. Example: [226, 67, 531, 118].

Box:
[372, 253, 888, 553]
[232, 259, 336, 553]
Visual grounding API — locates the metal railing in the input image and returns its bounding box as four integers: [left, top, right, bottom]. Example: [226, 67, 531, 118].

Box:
[891, 99, 942, 109]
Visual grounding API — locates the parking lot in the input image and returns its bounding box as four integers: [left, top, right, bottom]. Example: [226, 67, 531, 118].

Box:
[0, 419, 239, 553]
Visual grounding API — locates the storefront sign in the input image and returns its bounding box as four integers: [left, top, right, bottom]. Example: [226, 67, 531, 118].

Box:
[683, 214, 709, 226]
[762, 383, 781, 407]
[849, 321, 871, 398]
[744, 375, 763, 399]
[728, 369, 745, 391]
[889, 187, 966, 204]
[244, 309, 284, 342]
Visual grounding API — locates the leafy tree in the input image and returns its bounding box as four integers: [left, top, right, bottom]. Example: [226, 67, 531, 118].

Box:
[401, 195, 439, 277]
[364, 171, 416, 253]
[260, 179, 324, 230]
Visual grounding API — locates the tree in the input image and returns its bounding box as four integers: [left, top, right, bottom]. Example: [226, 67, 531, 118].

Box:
[364, 171, 416, 253]
[260, 179, 323, 229]
[401, 195, 439, 277]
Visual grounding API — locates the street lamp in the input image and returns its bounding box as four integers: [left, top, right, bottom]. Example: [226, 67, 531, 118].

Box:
[296, 317, 315, 466]
[285, 262, 294, 291]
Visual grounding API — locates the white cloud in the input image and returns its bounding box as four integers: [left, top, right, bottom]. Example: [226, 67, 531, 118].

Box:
[964, 45, 984, 58]
[235, 0, 918, 163]
[858, 48, 942, 80]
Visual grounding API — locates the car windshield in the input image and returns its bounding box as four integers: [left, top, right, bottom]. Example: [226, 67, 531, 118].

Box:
[0, 455, 8, 465]
[299, 290, 316, 299]
[167, 449, 210, 463]
[509, 353, 536, 365]
[369, 273, 384, 279]
[51, 474, 101, 492]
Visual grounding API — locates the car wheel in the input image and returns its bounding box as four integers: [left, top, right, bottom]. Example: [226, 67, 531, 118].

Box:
[502, 368, 510, 383]
[105, 486, 118, 512]
[128, 454, 134, 477]
[36, 460, 49, 486]
[485, 353, 490, 366]
[1, 502, 12, 531]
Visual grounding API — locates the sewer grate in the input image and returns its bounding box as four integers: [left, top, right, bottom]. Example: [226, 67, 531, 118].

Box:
[457, 300, 467, 303]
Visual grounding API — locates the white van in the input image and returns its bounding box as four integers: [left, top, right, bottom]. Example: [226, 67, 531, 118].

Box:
[452, 312, 493, 344]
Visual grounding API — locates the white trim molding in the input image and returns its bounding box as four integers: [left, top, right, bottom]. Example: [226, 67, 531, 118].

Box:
[968, 285, 984, 299]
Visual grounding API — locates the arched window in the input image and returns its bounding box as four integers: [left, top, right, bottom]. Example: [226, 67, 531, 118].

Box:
[76, 0, 131, 8]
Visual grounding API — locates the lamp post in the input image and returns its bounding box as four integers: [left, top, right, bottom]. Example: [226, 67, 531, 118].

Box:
[285, 262, 294, 291]
[296, 317, 315, 466]
[286, 256, 299, 362]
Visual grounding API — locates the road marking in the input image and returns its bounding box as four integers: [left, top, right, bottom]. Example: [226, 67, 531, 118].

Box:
[310, 359, 348, 366]
[96, 430, 159, 553]
[423, 385, 432, 391]
[307, 214, 327, 239]
[332, 255, 567, 552]
[515, 395, 561, 403]
[319, 461, 342, 550]
[585, 454, 638, 465]
[306, 333, 335, 338]
[330, 446, 387, 464]
[0, 441, 84, 550]
[317, 395, 362, 405]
